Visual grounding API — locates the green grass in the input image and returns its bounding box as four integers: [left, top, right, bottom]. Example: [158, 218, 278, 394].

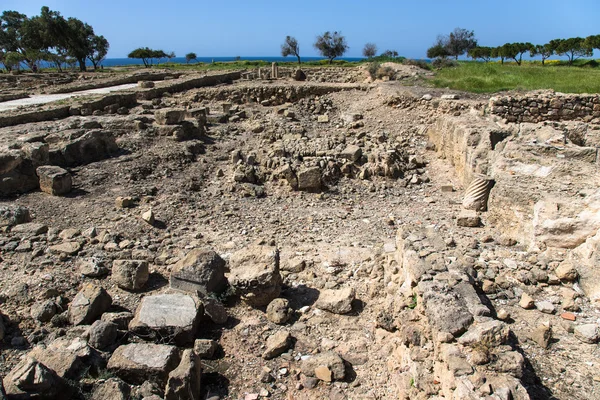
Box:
[431, 60, 600, 94]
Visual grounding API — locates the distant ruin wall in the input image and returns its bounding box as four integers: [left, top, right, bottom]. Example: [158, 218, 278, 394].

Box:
[137, 71, 242, 100]
[489, 93, 600, 123]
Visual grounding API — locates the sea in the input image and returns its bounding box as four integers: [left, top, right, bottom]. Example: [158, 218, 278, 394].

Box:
[98, 56, 364, 67]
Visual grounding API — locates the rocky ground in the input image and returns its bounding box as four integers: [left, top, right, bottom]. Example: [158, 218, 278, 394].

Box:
[0, 65, 599, 400]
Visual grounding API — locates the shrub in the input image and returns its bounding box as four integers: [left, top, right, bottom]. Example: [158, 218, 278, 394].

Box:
[376, 65, 396, 80]
[368, 62, 381, 80]
[402, 58, 431, 71]
[432, 58, 457, 69]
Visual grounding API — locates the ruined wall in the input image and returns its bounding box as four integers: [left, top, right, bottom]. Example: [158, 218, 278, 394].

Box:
[137, 71, 242, 100]
[489, 92, 600, 124]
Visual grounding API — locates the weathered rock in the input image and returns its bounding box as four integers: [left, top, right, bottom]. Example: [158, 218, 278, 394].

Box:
[155, 109, 185, 125]
[164, 349, 202, 400]
[519, 293, 535, 309]
[3, 358, 63, 399]
[301, 352, 345, 381]
[263, 330, 292, 359]
[456, 210, 481, 227]
[36, 166, 72, 196]
[139, 81, 155, 89]
[101, 311, 134, 330]
[531, 325, 552, 349]
[30, 300, 57, 323]
[555, 260, 578, 281]
[297, 166, 322, 192]
[266, 298, 292, 324]
[229, 245, 282, 306]
[129, 293, 202, 345]
[107, 343, 180, 385]
[10, 222, 48, 236]
[79, 257, 109, 278]
[2, 208, 32, 233]
[27, 337, 92, 379]
[88, 320, 118, 350]
[91, 378, 131, 400]
[193, 339, 218, 359]
[169, 249, 227, 296]
[141, 209, 155, 225]
[49, 241, 82, 255]
[317, 115, 329, 123]
[574, 324, 600, 344]
[54, 130, 119, 167]
[69, 284, 112, 325]
[111, 260, 149, 291]
[458, 320, 509, 347]
[203, 298, 228, 324]
[0, 149, 39, 195]
[535, 300, 555, 314]
[294, 69, 307, 81]
[421, 284, 474, 337]
[316, 288, 355, 314]
[340, 145, 362, 163]
[115, 196, 136, 208]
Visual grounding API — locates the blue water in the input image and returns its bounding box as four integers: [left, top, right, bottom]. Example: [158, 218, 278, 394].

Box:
[98, 56, 365, 67]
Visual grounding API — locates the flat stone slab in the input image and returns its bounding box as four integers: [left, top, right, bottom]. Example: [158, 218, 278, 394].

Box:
[129, 293, 202, 345]
[107, 343, 180, 385]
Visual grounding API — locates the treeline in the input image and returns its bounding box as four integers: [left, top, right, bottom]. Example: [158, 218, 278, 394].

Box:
[428, 28, 600, 66]
[128, 48, 176, 68]
[0, 7, 108, 72]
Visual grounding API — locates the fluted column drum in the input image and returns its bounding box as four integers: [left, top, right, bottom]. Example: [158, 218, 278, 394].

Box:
[462, 174, 495, 211]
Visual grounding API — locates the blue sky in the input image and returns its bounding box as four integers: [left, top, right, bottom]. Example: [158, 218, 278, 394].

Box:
[3, 1, 599, 59]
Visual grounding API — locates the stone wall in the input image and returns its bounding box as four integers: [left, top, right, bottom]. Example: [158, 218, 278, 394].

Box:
[489, 92, 600, 124]
[136, 71, 242, 100]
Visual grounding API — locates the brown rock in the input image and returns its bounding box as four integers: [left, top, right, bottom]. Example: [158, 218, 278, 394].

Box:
[111, 260, 149, 291]
[165, 349, 202, 400]
[69, 284, 112, 325]
[36, 166, 72, 196]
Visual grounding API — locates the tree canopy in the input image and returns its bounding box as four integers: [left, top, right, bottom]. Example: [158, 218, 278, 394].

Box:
[281, 36, 301, 64]
[314, 31, 348, 64]
[362, 43, 377, 59]
[0, 6, 109, 72]
[185, 52, 197, 63]
[128, 47, 170, 68]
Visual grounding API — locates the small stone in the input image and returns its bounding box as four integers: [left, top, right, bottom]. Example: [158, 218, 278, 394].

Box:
[112, 260, 149, 291]
[301, 352, 345, 381]
[79, 257, 109, 278]
[561, 312, 576, 321]
[91, 378, 130, 400]
[530, 325, 552, 349]
[535, 301, 556, 314]
[314, 366, 332, 382]
[519, 293, 535, 309]
[263, 331, 292, 360]
[203, 298, 228, 324]
[316, 288, 355, 314]
[456, 210, 481, 227]
[574, 324, 600, 344]
[266, 298, 292, 324]
[555, 261, 578, 282]
[164, 349, 202, 400]
[49, 241, 81, 256]
[155, 109, 185, 125]
[101, 312, 134, 330]
[317, 115, 329, 123]
[193, 339, 218, 359]
[115, 196, 136, 208]
[141, 209, 155, 225]
[37, 166, 72, 196]
[497, 309, 510, 321]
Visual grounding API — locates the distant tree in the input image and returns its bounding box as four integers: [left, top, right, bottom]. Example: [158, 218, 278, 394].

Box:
[555, 37, 593, 65]
[166, 51, 176, 63]
[87, 34, 108, 70]
[380, 49, 399, 58]
[281, 35, 301, 64]
[3, 51, 24, 71]
[445, 28, 477, 59]
[185, 52, 197, 63]
[505, 42, 534, 65]
[128, 47, 154, 67]
[530, 43, 554, 66]
[490, 47, 505, 64]
[314, 31, 348, 64]
[467, 46, 492, 62]
[426, 36, 450, 59]
[362, 43, 377, 59]
[585, 35, 600, 52]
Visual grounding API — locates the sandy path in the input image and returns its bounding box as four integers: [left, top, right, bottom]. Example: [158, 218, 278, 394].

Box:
[0, 83, 137, 112]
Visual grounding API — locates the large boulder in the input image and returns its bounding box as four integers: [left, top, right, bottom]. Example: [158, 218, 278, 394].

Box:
[129, 293, 203, 345]
[27, 337, 92, 380]
[228, 245, 282, 306]
[68, 284, 112, 325]
[297, 166, 322, 192]
[155, 109, 186, 125]
[107, 343, 180, 385]
[111, 260, 149, 291]
[169, 250, 227, 296]
[0, 149, 39, 196]
[50, 130, 119, 167]
[3, 358, 65, 399]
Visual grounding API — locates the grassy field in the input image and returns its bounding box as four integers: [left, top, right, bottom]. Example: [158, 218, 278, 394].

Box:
[431, 61, 600, 94]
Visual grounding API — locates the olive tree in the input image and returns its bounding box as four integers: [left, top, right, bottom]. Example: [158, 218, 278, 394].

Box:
[362, 43, 377, 59]
[185, 52, 197, 63]
[445, 28, 477, 59]
[281, 35, 301, 64]
[314, 31, 348, 64]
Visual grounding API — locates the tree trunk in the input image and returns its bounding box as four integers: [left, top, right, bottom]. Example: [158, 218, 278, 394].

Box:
[296, 55, 301, 64]
[329, 58, 334, 64]
[78, 58, 86, 72]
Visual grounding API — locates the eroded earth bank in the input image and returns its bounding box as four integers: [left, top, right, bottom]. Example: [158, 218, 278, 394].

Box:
[1, 65, 599, 400]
